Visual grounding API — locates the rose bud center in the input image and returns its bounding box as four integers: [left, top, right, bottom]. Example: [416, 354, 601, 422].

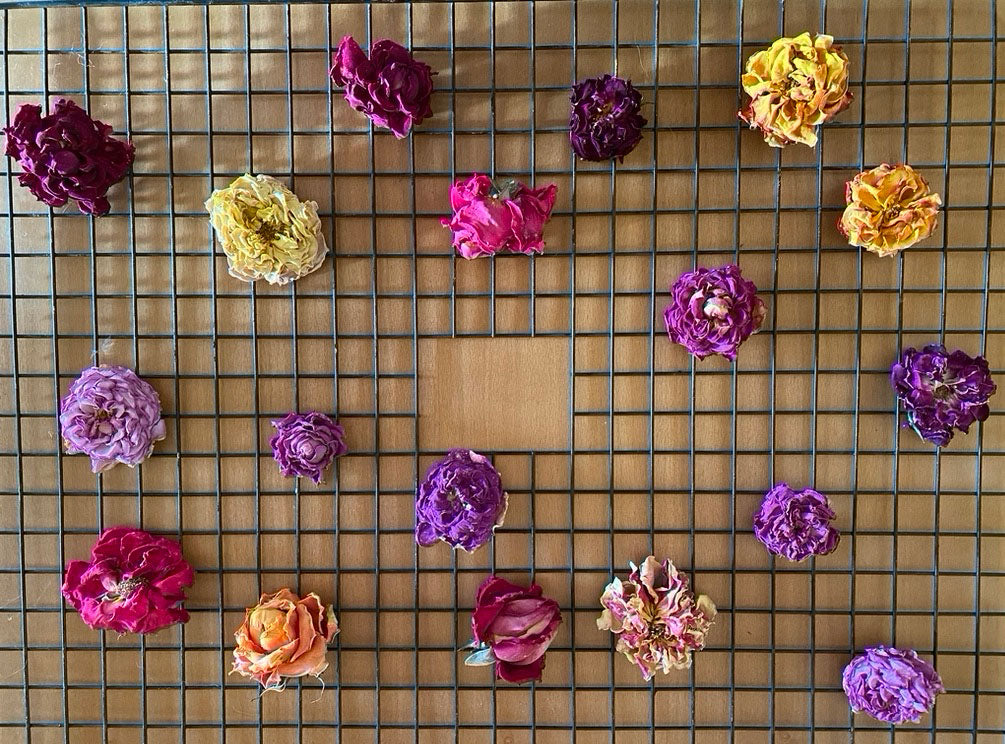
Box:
[103, 575, 146, 602]
[702, 295, 732, 320]
[249, 607, 290, 652]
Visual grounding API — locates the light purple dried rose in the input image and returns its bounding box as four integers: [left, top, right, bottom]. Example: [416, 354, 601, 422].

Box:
[842, 645, 944, 724]
[753, 483, 840, 562]
[663, 264, 766, 361]
[3, 98, 134, 215]
[269, 412, 347, 484]
[569, 74, 647, 162]
[415, 449, 508, 552]
[59, 365, 166, 473]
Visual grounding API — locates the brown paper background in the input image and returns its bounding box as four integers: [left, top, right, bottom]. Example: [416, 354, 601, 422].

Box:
[1, 1, 1003, 742]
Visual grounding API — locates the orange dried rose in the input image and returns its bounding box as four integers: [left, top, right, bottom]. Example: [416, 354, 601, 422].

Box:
[231, 588, 339, 690]
[838, 163, 942, 257]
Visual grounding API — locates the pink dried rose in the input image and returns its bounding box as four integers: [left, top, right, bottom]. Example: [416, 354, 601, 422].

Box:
[61, 526, 194, 635]
[441, 173, 557, 259]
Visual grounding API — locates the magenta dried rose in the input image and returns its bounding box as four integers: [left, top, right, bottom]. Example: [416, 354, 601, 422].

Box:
[59, 365, 166, 473]
[663, 264, 766, 361]
[753, 483, 840, 561]
[415, 449, 508, 552]
[441, 174, 558, 259]
[843, 645, 944, 723]
[464, 575, 562, 684]
[329, 35, 434, 138]
[269, 412, 347, 484]
[569, 74, 647, 162]
[62, 526, 194, 635]
[3, 98, 134, 215]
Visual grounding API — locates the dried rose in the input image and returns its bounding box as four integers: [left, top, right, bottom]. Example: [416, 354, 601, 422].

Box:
[330, 35, 434, 139]
[464, 575, 562, 684]
[838, 163, 942, 257]
[270, 411, 347, 484]
[414, 449, 508, 552]
[569, 74, 647, 162]
[739, 32, 852, 148]
[61, 526, 194, 635]
[206, 174, 327, 286]
[598, 556, 716, 680]
[753, 483, 840, 561]
[232, 588, 339, 691]
[441, 174, 557, 259]
[59, 365, 166, 473]
[843, 645, 944, 724]
[3, 98, 134, 215]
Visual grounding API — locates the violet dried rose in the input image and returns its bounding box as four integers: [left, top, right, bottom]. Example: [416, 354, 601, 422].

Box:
[890, 344, 996, 447]
[441, 174, 558, 259]
[414, 449, 508, 552]
[330, 35, 434, 138]
[464, 575, 562, 684]
[663, 264, 766, 361]
[61, 526, 194, 635]
[842, 645, 944, 724]
[269, 411, 347, 484]
[569, 74, 647, 162]
[753, 483, 840, 562]
[59, 365, 166, 473]
[3, 98, 134, 215]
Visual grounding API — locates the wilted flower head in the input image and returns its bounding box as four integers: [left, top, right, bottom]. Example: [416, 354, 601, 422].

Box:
[839, 163, 942, 257]
[232, 588, 339, 691]
[464, 575, 562, 684]
[60, 365, 166, 473]
[206, 174, 327, 286]
[569, 74, 647, 162]
[753, 483, 840, 561]
[269, 411, 347, 484]
[330, 35, 434, 138]
[61, 526, 193, 635]
[842, 645, 944, 723]
[415, 449, 508, 552]
[3, 98, 134, 215]
[441, 174, 558, 259]
[663, 264, 765, 361]
[890, 343, 996, 446]
[739, 32, 852, 148]
[597, 556, 716, 680]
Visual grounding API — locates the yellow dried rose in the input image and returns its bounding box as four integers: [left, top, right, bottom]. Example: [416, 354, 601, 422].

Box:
[739, 32, 852, 148]
[206, 174, 328, 285]
[838, 163, 942, 257]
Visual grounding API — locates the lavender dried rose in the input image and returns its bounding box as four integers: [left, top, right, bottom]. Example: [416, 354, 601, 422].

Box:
[569, 74, 647, 162]
[890, 344, 996, 446]
[753, 483, 840, 562]
[269, 412, 347, 484]
[663, 264, 766, 361]
[3, 98, 134, 215]
[843, 645, 944, 724]
[415, 449, 508, 552]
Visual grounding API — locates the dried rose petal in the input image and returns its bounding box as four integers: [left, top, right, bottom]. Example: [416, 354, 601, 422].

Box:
[269, 412, 347, 484]
[843, 645, 943, 723]
[569, 74, 647, 162]
[753, 483, 840, 561]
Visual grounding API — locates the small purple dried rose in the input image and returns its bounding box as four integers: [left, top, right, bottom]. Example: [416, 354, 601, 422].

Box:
[414, 449, 508, 552]
[3, 98, 134, 215]
[330, 35, 434, 138]
[663, 264, 766, 361]
[269, 412, 347, 484]
[569, 74, 647, 162]
[753, 483, 840, 562]
[842, 645, 944, 724]
[890, 344, 996, 447]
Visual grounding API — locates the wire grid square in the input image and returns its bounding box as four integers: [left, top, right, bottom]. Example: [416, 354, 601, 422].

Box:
[0, 0, 1002, 742]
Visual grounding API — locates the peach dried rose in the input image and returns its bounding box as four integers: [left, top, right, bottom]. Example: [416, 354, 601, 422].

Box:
[838, 163, 942, 257]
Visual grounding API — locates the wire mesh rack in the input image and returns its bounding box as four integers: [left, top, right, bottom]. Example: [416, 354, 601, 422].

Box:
[0, 0, 1003, 742]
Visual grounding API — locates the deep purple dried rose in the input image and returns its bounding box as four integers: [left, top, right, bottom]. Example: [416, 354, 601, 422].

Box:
[753, 483, 840, 562]
[663, 264, 766, 361]
[3, 98, 134, 215]
[842, 645, 944, 724]
[890, 343, 996, 447]
[269, 412, 347, 484]
[59, 365, 166, 473]
[415, 449, 508, 552]
[569, 74, 647, 162]
[330, 35, 434, 139]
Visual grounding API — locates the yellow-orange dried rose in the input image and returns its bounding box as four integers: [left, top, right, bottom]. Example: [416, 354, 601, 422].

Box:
[739, 32, 852, 148]
[838, 163, 942, 257]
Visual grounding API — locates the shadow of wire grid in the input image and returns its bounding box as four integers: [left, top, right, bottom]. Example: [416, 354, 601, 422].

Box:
[0, 0, 1002, 742]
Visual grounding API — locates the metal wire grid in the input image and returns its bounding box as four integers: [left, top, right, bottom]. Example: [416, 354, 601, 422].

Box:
[0, 0, 1002, 742]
